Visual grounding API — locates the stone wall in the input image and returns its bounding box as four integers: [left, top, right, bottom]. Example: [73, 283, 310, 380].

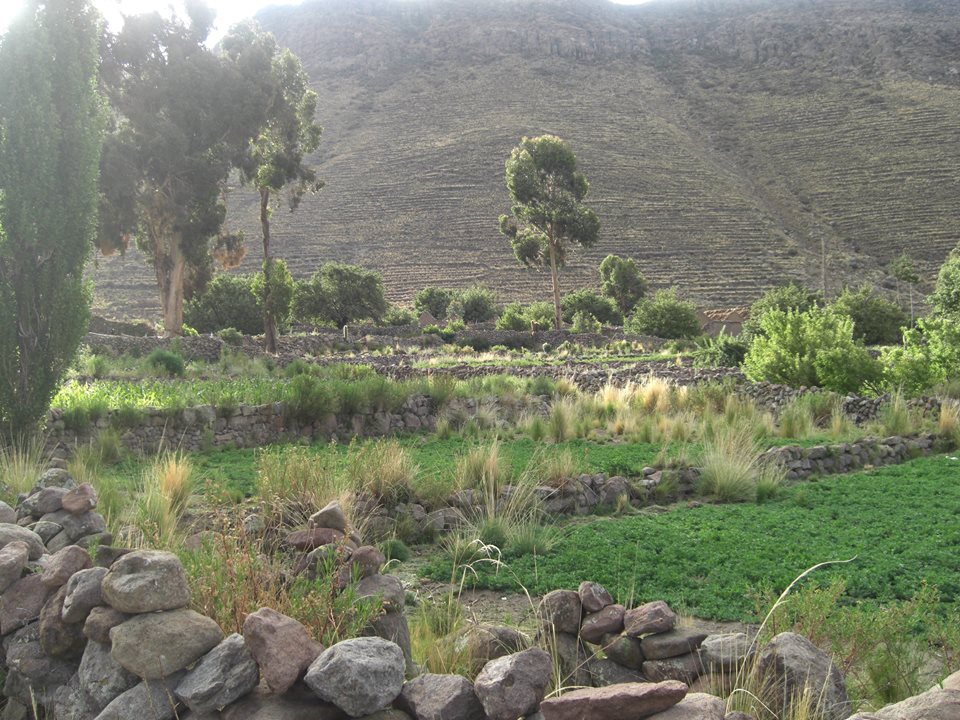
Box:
[47, 395, 437, 455]
[3, 469, 959, 719]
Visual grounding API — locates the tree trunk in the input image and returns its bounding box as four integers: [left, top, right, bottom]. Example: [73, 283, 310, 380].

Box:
[157, 236, 185, 338]
[260, 186, 277, 354]
[547, 225, 562, 330]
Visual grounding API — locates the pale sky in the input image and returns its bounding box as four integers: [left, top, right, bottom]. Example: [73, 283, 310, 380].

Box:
[1, 0, 655, 40]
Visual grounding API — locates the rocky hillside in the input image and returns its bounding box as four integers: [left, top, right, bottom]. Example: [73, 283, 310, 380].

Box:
[90, 0, 960, 318]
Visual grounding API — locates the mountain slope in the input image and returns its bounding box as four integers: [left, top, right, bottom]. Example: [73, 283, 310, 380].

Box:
[90, 0, 960, 319]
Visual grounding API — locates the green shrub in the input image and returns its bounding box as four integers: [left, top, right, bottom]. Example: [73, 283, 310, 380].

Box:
[742, 283, 822, 341]
[184, 274, 264, 335]
[147, 349, 185, 377]
[217, 327, 243, 346]
[692, 331, 748, 368]
[626, 288, 700, 339]
[253, 258, 295, 335]
[831, 285, 907, 345]
[880, 317, 960, 396]
[931, 246, 960, 319]
[743, 307, 881, 393]
[570, 310, 601, 334]
[599, 254, 647, 314]
[560, 288, 623, 325]
[284, 374, 339, 424]
[449, 285, 497, 324]
[525, 302, 555, 329]
[496, 303, 529, 331]
[295, 263, 388, 327]
[414, 287, 456, 321]
[382, 305, 416, 326]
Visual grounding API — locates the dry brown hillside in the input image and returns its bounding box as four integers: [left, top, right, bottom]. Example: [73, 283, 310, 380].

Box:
[90, 0, 960, 320]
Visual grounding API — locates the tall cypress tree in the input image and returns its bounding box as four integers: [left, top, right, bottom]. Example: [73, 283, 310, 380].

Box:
[0, 0, 105, 437]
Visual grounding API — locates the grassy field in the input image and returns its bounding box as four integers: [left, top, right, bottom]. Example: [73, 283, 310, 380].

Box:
[430, 454, 960, 622]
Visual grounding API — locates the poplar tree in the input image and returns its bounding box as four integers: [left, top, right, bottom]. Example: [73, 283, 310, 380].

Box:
[0, 0, 105, 436]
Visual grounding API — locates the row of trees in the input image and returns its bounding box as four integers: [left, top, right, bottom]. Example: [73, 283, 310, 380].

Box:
[0, 0, 322, 434]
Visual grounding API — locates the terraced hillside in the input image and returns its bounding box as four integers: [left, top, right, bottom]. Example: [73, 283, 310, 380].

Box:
[89, 0, 960, 320]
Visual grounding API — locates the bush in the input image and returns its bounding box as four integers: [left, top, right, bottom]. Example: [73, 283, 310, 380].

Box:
[525, 302, 555, 329]
[743, 307, 881, 393]
[692, 331, 748, 368]
[495, 303, 528, 331]
[253, 258, 295, 335]
[295, 263, 387, 327]
[414, 287, 456, 321]
[216, 327, 243, 346]
[626, 288, 700, 338]
[184, 274, 263, 335]
[284, 374, 339, 424]
[599, 254, 647, 313]
[560, 288, 623, 325]
[449, 285, 497, 324]
[382, 305, 416, 326]
[742, 283, 822, 341]
[880, 317, 960, 395]
[931, 247, 960, 319]
[147, 349, 185, 377]
[571, 310, 601, 334]
[831, 285, 907, 345]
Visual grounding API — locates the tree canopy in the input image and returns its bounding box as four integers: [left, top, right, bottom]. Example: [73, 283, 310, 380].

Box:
[599, 254, 647, 314]
[499, 135, 600, 330]
[97, 2, 277, 336]
[0, 0, 105, 435]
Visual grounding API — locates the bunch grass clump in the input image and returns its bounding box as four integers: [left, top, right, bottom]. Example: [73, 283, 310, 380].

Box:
[0, 434, 44, 502]
[134, 452, 194, 548]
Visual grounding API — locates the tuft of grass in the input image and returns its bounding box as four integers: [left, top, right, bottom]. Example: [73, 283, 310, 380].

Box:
[875, 390, 916, 437]
[531, 447, 581, 490]
[256, 444, 351, 530]
[345, 438, 418, 506]
[547, 398, 576, 443]
[134, 452, 194, 548]
[455, 441, 507, 491]
[938, 400, 960, 448]
[698, 427, 760, 503]
[0, 435, 44, 501]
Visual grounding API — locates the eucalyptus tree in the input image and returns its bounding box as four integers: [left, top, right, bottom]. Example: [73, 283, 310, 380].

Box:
[0, 0, 105, 435]
[498, 135, 600, 330]
[224, 22, 323, 352]
[97, 1, 271, 336]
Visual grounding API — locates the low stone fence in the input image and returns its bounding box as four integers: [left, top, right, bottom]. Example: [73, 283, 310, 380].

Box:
[46, 395, 438, 455]
[4, 464, 959, 719]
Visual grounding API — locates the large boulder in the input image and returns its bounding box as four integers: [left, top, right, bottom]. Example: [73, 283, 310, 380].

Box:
[698, 633, 752, 674]
[642, 654, 703, 684]
[100, 550, 191, 613]
[757, 632, 851, 720]
[38, 583, 86, 658]
[0, 540, 29, 593]
[110, 609, 224, 679]
[356, 574, 405, 613]
[578, 581, 614, 614]
[845, 688, 960, 719]
[640, 628, 708, 661]
[175, 633, 260, 713]
[220, 685, 348, 720]
[0, 524, 45, 560]
[243, 607, 323, 694]
[539, 590, 582, 634]
[62, 565, 108, 623]
[94, 674, 185, 720]
[580, 604, 625, 644]
[83, 605, 129, 643]
[1, 572, 52, 634]
[474, 647, 553, 720]
[646, 692, 726, 719]
[454, 623, 529, 673]
[624, 601, 676, 637]
[395, 673, 485, 720]
[310, 501, 349, 532]
[304, 636, 406, 717]
[40, 545, 92, 589]
[2, 622, 77, 707]
[538, 680, 688, 720]
[602, 633, 645, 670]
[77, 640, 138, 710]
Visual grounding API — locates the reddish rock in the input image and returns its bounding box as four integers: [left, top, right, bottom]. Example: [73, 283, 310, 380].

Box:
[642, 653, 704, 684]
[83, 606, 130, 643]
[580, 604, 625, 644]
[40, 545, 92, 589]
[539, 681, 688, 720]
[538, 590, 582, 634]
[349, 545, 385, 579]
[624, 601, 677, 637]
[578, 581, 614, 614]
[0, 540, 29, 593]
[286, 527, 345, 551]
[1, 573, 52, 635]
[243, 607, 323, 693]
[602, 633, 645, 670]
[62, 484, 98, 514]
[39, 584, 86, 658]
[640, 628, 708, 660]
